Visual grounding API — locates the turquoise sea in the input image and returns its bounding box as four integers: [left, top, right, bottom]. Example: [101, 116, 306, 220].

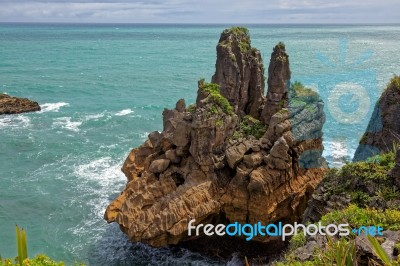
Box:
[0, 24, 399, 265]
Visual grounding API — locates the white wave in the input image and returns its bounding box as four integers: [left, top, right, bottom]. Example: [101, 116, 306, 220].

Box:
[53, 117, 82, 132]
[115, 109, 134, 116]
[138, 131, 150, 140]
[0, 115, 31, 129]
[69, 157, 125, 236]
[323, 140, 355, 167]
[39, 102, 69, 113]
[73, 157, 123, 189]
[84, 113, 105, 121]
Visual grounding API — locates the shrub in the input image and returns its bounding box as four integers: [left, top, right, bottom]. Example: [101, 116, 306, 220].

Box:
[290, 81, 319, 103]
[320, 204, 400, 231]
[313, 237, 357, 266]
[199, 80, 233, 115]
[187, 104, 196, 113]
[239, 115, 266, 139]
[288, 232, 306, 251]
[222, 27, 251, 53]
[0, 254, 67, 266]
[350, 191, 370, 207]
[277, 41, 286, 50]
[323, 150, 397, 204]
[390, 75, 400, 90]
[0, 226, 84, 266]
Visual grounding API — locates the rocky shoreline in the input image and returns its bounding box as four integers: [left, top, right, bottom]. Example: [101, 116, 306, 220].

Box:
[0, 93, 40, 115]
[105, 27, 327, 256]
[104, 27, 400, 265]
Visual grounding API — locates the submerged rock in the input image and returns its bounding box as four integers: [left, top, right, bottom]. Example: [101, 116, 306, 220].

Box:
[105, 28, 327, 250]
[0, 94, 40, 115]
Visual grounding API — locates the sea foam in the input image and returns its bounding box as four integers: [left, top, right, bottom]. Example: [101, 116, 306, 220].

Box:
[39, 102, 69, 113]
[115, 109, 134, 116]
[53, 117, 82, 132]
[0, 115, 31, 129]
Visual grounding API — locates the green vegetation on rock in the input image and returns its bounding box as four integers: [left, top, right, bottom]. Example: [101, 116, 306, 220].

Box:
[275, 237, 357, 266]
[320, 204, 400, 231]
[274, 149, 400, 266]
[222, 27, 251, 53]
[288, 232, 307, 252]
[277, 41, 286, 50]
[275, 234, 400, 266]
[226, 26, 249, 36]
[290, 81, 320, 103]
[322, 150, 398, 207]
[199, 79, 233, 115]
[187, 103, 196, 113]
[231, 115, 266, 140]
[273, 42, 288, 63]
[390, 75, 400, 90]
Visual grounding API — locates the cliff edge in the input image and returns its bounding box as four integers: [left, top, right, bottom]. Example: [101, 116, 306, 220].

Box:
[354, 76, 400, 161]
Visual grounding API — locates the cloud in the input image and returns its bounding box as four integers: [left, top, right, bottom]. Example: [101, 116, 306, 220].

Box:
[0, 0, 399, 23]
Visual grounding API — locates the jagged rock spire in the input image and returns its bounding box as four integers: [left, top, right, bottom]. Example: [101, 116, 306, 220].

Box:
[211, 27, 265, 119]
[261, 42, 291, 125]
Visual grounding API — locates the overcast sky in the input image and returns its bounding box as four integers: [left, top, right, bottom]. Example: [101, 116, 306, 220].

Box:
[0, 0, 399, 24]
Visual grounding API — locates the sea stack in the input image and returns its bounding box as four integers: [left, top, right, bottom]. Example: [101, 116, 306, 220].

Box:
[105, 27, 327, 248]
[211, 27, 265, 119]
[0, 94, 40, 115]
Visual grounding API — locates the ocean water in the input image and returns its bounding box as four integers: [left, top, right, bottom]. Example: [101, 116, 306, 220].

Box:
[0, 23, 399, 265]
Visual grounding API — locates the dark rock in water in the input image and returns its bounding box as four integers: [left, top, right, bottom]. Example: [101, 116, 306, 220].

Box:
[0, 94, 40, 115]
[353, 76, 400, 161]
[104, 27, 327, 253]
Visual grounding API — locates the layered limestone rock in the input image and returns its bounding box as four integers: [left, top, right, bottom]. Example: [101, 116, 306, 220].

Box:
[261, 42, 291, 126]
[212, 27, 265, 119]
[353, 76, 400, 161]
[0, 94, 40, 115]
[105, 28, 327, 248]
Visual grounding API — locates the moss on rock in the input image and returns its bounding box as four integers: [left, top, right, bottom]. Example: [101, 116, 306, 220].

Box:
[199, 79, 233, 115]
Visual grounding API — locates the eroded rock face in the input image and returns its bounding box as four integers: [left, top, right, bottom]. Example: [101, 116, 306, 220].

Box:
[261, 43, 290, 126]
[354, 76, 400, 161]
[105, 28, 326, 248]
[211, 27, 265, 119]
[0, 94, 40, 115]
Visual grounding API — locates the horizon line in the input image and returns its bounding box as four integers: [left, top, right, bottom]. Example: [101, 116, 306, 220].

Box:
[1, 21, 400, 26]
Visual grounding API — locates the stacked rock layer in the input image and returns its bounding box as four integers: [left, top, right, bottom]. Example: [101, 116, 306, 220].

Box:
[105, 27, 327, 247]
